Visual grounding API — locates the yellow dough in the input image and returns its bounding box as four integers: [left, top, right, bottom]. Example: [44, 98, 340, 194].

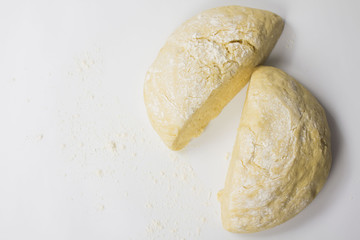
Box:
[144, 6, 284, 150]
[218, 66, 332, 233]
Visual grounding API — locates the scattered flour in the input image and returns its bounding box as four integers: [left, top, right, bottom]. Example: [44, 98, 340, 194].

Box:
[56, 47, 217, 239]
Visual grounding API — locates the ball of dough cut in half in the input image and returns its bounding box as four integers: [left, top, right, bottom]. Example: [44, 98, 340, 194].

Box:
[144, 6, 284, 150]
[218, 66, 331, 233]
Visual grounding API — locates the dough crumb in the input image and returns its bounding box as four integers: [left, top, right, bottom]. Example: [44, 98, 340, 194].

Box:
[97, 169, 104, 178]
[111, 141, 117, 152]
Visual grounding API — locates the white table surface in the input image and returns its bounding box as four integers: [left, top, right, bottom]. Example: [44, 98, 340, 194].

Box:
[1, 0, 359, 239]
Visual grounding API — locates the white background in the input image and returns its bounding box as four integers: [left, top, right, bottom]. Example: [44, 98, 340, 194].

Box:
[1, 0, 359, 239]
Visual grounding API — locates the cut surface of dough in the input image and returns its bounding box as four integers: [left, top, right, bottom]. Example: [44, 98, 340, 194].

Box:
[144, 6, 284, 150]
[218, 66, 331, 233]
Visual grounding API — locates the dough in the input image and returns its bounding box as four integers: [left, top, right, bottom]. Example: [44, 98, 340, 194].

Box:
[218, 66, 331, 233]
[144, 6, 284, 150]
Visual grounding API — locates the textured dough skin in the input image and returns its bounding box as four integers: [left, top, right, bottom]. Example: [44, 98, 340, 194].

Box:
[218, 66, 331, 233]
[144, 6, 284, 150]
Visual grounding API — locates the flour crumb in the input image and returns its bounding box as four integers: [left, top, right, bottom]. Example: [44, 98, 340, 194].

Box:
[286, 39, 295, 49]
[146, 202, 154, 209]
[37, 134, 44, 141]
[170, 154, 179, 162]
[146, 220, 164, 233]
[119, 132, 128, 138]
[98, 204, 105, 211]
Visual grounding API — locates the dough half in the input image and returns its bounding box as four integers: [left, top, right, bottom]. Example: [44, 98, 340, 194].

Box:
[218, 66, 331, 233]
[144, 6, 284, 150]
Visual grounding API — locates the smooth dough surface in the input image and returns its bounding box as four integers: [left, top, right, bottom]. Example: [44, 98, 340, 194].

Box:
[144, 6, 284, 150]
[218, 66, 331, 233]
